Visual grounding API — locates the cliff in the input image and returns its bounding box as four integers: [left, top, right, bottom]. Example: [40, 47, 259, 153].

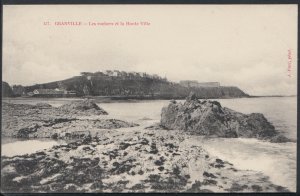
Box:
[23, 72, 249, 99]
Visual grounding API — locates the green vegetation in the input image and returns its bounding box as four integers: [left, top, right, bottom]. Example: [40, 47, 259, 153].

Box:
[10, 70, 249, 99]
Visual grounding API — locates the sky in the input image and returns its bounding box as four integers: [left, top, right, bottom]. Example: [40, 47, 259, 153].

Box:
[3, 5, 298, 96]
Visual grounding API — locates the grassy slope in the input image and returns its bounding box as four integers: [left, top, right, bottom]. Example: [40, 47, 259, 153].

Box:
[24, 75, 249, 99]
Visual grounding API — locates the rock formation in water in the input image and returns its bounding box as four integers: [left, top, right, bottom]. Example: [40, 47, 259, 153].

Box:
[59, 99, 108, 115]
[160, 92, 290, 143]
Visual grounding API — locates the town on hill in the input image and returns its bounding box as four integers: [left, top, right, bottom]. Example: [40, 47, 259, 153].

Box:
[2, 70, 249, 99]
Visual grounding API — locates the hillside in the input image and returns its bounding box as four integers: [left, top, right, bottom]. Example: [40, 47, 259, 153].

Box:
[23, 71, 249, 99]
[2, 81, 14, 97]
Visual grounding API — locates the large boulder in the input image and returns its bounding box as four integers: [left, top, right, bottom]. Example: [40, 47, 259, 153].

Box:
[59, 99, 108, 115]
[160, 92, 289, 142]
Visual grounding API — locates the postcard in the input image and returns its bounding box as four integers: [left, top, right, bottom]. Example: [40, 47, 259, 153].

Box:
[1, 4, 297, 193]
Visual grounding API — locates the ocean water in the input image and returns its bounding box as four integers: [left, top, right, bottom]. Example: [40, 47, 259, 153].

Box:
[2, 138, 66, 157]
[99, 97, 297, 191]
[1, 97, 297, 191]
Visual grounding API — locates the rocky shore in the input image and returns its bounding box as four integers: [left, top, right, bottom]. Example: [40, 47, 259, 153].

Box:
[158, 93, 290, 143]
[1, 129, 289, 193]
[2, 99, 137, 139]
[1, 97, 292, 192]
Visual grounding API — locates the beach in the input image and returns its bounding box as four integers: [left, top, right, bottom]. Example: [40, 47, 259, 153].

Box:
[1, 97, 297, 192]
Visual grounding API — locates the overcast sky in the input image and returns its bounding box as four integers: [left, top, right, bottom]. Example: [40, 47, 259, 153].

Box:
[3, 5, 297, 96]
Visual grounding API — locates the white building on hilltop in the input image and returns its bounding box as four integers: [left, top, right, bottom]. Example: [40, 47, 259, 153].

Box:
[179, 80, 220, 88]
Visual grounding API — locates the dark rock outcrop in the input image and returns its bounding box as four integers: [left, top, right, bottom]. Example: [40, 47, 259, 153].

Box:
[2, 81, 14, 97]
[35, 103, 52, 109]
[59, 99, 108, 115]
[160, 92, 289, 142]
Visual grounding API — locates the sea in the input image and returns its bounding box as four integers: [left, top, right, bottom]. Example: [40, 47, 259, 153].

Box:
[1, 97, 297, 191]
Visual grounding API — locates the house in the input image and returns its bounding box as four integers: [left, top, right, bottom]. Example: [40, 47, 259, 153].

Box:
[112, 70, 120, 77]
[33, 89, 64, 95]
[179, 80, 199, 88]
[197, 82, 220, 88]
[105, 70, 114, 76]
[32, 88, 77, 97]
[27, 92, 34, 96]
[179, 80, 220, 88]
[65, 90, 77, 95]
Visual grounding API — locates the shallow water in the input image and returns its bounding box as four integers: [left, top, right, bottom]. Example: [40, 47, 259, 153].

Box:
[2, 138, 66, 157]
[2, 97, 297, 191]
[187, 136, 296, 191]
[212, 97, 297, 139]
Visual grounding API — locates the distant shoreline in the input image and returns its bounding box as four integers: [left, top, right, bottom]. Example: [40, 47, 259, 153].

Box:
[249, 95, 296, 98]
[2, 95, 296, 102]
